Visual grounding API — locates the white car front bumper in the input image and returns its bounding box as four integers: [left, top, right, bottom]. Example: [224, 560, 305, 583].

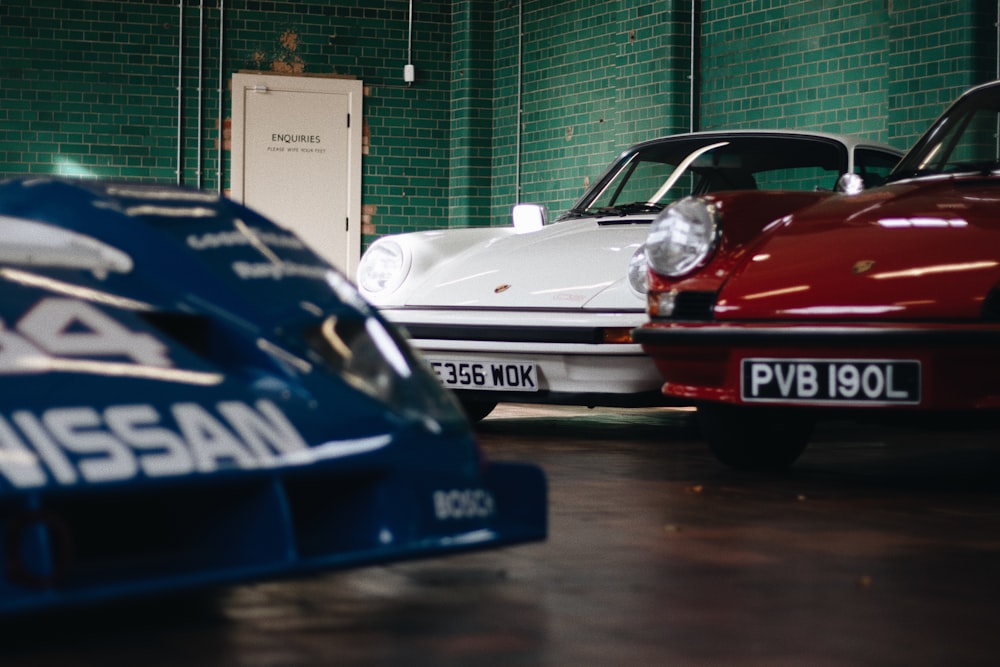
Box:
[381, 308, 666, 401]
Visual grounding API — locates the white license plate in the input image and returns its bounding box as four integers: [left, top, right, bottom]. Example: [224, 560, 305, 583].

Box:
[426, 358, 539, 392]
[741, 358, 920, 405]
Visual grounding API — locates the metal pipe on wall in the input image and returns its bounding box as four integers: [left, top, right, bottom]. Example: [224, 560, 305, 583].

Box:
[197, 0, 204, 188]
[218, 0, 225, 194]
[515, 0, 522, 203]
[176, 0, 184, 184]
[689, 0, 698, 133]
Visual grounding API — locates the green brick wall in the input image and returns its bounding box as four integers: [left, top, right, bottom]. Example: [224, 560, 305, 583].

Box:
[0, 0, 454, 244]
[1, 1, 186, 181]
[1, 0, 997, 253]
[491, 1, 695, 224]
[887, 0, 996, 145]
[499, 0, 998, 223]
[347, 2, 452, 238]
[701, 1, 892, 139]
[614, 3, 695, 144]
[500, 1, 621, 218]
[449, 0, 494, 228]
[700, 0, 996, 151]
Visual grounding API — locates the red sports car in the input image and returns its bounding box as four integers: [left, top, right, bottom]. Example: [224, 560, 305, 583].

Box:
[633, 80, 1000, 470]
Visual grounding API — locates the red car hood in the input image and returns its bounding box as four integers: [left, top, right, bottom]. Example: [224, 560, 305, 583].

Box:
[715, 177, 1000, 321]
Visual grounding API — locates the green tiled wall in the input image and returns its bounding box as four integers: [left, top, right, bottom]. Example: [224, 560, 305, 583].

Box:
[492, 0, 996, 225]
[701, 1, 892, 139]
[1, 1, 187, 181]
[887, 0, 996, 145]
[491, 1, 695, 223]
[1, 0, 997, 250]
[496, 1, 621, 219]
[700, 0, 996, 151]
[449, 1, 493, 228]
[0, 0, 454, 245]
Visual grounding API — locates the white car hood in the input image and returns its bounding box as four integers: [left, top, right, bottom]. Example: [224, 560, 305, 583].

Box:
[401, 217, 651, 310]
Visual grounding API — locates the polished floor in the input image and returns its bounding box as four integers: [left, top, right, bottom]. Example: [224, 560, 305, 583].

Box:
[4, 404, 1000, 666]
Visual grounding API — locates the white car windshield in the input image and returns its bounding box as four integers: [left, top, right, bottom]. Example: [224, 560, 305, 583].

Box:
[566, 134, 853, 218]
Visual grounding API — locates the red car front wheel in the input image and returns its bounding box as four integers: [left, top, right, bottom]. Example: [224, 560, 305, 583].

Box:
[698, 403, 814, 471]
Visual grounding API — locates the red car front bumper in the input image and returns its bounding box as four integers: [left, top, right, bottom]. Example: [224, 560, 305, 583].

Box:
[633, 322, 1000, 411]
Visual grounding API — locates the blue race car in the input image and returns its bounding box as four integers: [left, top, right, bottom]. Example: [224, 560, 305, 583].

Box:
[0, 177, 546, 615]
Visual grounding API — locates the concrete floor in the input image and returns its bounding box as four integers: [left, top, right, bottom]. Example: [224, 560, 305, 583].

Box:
[4, 404, 1000, 666]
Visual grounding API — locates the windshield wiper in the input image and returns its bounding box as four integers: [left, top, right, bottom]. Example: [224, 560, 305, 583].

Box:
[595, 201, 665, 216]
[558, 208, 595, 220]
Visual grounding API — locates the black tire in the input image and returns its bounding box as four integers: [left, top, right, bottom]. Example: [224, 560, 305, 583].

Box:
[460, 399, 497, 423]
[697, 403, 814, 471]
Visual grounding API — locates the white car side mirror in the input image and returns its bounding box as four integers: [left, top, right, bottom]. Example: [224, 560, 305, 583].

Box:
[511, 203, 546, 233]
[836, 172, 865, 195]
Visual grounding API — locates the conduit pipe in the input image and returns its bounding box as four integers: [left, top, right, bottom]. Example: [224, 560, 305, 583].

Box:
[197, 0, 204, 188]
[176, 0, 184, 184]
[195, 0, 205, 190]
[218, 0, 225, 194]
[515, 0, 522, 203]
[689, 0, 698, 132]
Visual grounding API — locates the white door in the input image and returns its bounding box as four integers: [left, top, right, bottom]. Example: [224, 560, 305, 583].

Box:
[231, 74, 363, 276]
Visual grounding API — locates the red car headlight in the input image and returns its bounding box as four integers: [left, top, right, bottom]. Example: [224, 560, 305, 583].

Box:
[645, 197, 720, 278]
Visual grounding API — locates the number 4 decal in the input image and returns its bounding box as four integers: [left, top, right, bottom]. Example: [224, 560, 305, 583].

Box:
[1, 298, 171, 370]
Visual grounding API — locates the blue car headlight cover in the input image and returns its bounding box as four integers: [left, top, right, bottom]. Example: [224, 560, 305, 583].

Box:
[306, 309, 467, 433]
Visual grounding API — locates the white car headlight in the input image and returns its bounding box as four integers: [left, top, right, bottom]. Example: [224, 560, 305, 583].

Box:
[645, 197, 719, 277]
[357, 239, 410, 295]
[627, 245, 649, 295]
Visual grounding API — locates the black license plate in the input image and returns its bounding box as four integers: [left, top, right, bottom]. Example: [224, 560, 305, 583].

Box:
[741, 358, 920, 405]
[427, 358, 539, 392]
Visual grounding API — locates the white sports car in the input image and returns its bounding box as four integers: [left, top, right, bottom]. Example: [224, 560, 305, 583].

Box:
[356, 130, 902, 420]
